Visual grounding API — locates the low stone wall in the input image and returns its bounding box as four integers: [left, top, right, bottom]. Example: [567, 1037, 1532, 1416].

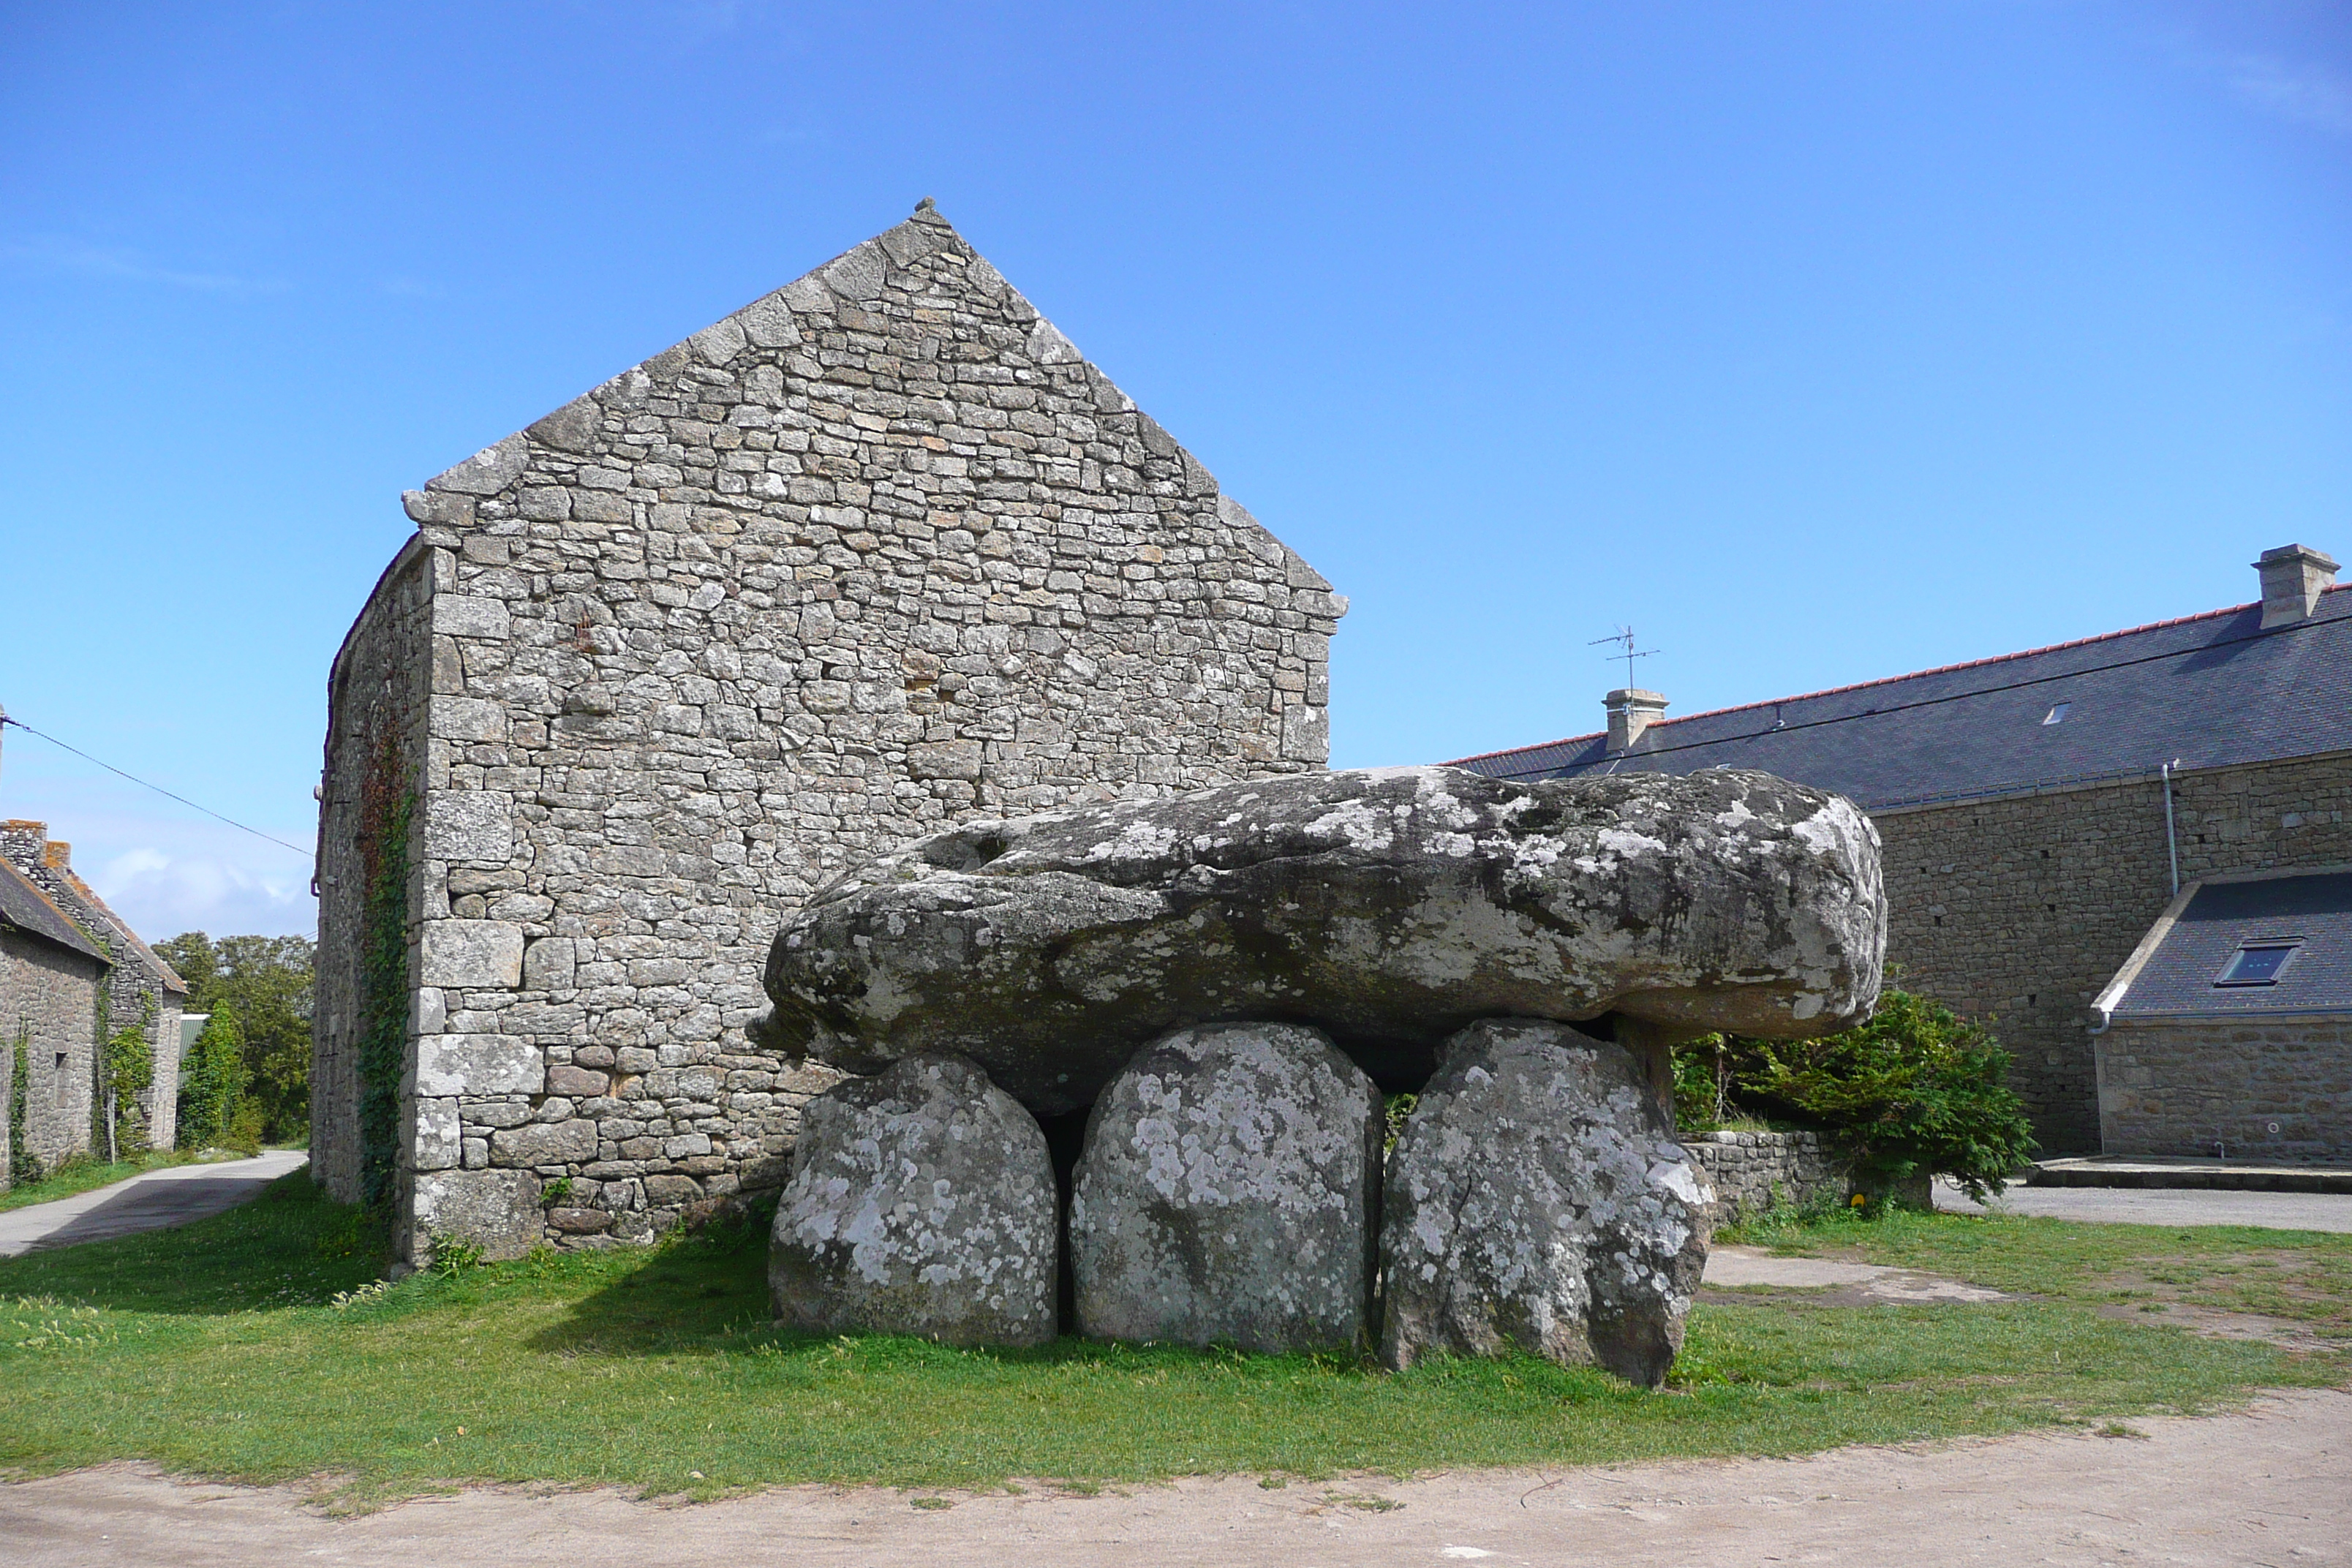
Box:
[1684, 1130, 1849, 1222]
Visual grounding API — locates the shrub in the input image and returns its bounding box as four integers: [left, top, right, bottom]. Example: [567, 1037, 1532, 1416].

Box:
[1672, 1037, 1730, 1133]
[1730, 987, 2038, 1202]
[178, 1003, 252, 1150]
[103, 1022, 155, 1155]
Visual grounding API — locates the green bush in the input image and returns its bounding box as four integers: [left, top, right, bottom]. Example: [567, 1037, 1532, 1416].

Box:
[177, 1003, 252, 1150]
[1672, 1038, 1730, 1133]
[1722, 987, 2038, 1202]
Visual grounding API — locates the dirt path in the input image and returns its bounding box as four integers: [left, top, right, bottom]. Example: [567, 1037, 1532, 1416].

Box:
[7, 1390, 2345, 1567]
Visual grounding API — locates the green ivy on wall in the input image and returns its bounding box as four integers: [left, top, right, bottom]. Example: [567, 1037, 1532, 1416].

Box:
[9, 1022, 32, 1187]
[357, 756, 413, 1210]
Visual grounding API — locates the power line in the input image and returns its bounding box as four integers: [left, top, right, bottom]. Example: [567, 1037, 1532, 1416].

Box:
[0, 713, 314, 861]
[1475, 606, 2349, 777]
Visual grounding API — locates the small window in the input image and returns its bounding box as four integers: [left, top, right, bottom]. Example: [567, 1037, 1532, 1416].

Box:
[2041, 703, 2071, 725]
[2217, 943, 2299, 987]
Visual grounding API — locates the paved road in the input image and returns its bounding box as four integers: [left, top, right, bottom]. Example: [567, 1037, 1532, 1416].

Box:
[1934, 1176, 2352, 1232]
[0, 1152, 310, 1257]
[5, 1391, 2345, 1567]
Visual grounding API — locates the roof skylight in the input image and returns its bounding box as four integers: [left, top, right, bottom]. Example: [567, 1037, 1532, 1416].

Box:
[2042, 703, 2070, 725]
[2215, 942, 2300, 987]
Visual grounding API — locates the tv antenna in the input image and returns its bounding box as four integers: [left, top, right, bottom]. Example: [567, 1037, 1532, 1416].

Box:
[1589, 625, 1659, 690]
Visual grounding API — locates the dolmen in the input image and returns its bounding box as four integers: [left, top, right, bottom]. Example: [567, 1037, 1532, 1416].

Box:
[755, 765, 1885, 1385]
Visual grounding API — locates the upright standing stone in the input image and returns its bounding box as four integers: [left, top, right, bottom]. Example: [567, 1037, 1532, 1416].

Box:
[770, 1052, 1058, 1346]
[1071, 1022, 1383, 1352]
[1380, 1019, 1711, 1387]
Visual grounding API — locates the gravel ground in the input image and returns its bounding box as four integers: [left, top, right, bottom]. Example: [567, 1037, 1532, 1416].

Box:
[5, 1390, 2345, 1567]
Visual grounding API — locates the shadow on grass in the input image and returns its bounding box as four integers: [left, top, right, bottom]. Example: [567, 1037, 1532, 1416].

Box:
[520, 1202, 1483, 1396]
[0, 1172, 388, 1315]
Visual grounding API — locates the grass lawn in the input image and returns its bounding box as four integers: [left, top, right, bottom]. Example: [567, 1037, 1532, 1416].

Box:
[0, 1175, 2341, 1504]
[0, 1150, 193, 1216]
[1722, 1201, 2352, 1343]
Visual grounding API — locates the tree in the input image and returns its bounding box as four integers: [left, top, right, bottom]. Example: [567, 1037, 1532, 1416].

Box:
[176, 1000, 251, 1151]
[154, 932, 313, 1142]
[1730, 987, 2039, 1203]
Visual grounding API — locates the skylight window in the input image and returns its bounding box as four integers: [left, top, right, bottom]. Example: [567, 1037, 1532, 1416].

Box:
[2041, 703, 2071, 725]
[2216, 943, 2300, 987]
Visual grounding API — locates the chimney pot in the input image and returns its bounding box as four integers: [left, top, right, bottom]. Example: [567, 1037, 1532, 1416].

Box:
[2255, 543, 2338, 628]
[1605, 688, 1669, 755]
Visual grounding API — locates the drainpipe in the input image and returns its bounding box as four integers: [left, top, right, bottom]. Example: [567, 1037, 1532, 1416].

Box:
[2160, 758, 2181, 897]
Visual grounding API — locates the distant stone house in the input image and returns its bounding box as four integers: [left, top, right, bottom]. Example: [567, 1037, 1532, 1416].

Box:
[0, 821, 189, 1158]
[1457, 546, 2352, 1160]
[315, 202, 1346, 1265]
[0, 856, 106, 1186]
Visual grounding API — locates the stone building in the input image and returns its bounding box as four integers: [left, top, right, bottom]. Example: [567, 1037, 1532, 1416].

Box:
[1457, 545, 2352, 1158]
[2089, 867, 2352, 1161]
[0, 856, 108, 1185]
[0, 821, 188, 1156]
[314, 202, 1345, 1264]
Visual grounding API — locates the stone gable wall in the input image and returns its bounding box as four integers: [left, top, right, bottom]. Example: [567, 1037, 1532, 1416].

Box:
[1875, 749, 2352, 1151]
[2095, 1014, 2352, 1161]
[322, 208, 1343, 1262]
[1, 927, 102, 1172]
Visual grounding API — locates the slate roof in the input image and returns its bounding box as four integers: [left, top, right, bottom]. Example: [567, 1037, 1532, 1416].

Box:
[2109, 871, 2352, 1018]
[1451, 585, 2352, 810]
[0, 858, 107, 965]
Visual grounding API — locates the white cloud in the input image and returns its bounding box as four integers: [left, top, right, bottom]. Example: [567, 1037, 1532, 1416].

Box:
[0, 235, 284, 293]
[88, 845, 315, 945]
[2226, 53, 2352, 135]
[0, 766, 315, 943]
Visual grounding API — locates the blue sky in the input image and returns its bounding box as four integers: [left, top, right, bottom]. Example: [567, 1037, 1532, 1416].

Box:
[1, 1, 2345, 941]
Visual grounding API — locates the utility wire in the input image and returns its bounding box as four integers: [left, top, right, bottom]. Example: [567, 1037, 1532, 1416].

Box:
[1474, 605, 2349, 777]
[0, 714, 314, 861]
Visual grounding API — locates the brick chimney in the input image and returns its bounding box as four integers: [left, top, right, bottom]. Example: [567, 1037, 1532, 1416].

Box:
[42, 840, 69, 871]
[2256, 543, 2339, 628]
[1605, 688, 1668, 755]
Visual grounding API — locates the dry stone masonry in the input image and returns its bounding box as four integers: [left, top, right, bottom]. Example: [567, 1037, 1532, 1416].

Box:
[761, 764, 1886, 1382]
[315, 202, 1344, 1266]
[1683, 1129, 1851, 1223]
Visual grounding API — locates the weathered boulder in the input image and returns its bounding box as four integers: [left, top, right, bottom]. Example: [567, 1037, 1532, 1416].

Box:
[758, 765, 1884, 1115]
[1070, 1022, 1384, 1352]
[769, 1052, 1058, 1346]
[1379, 1019, 1711, 1386]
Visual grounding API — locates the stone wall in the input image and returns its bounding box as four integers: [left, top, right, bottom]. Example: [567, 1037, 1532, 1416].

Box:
[1684, 1130, 1849, 1222]
[1874, 749, 2352, 1152]
[2095, 1014, 2352, 1163]
[1, 927, 102, 1172]
[314, 537, 436, 1205]
[320, 205, 1344, 1263]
